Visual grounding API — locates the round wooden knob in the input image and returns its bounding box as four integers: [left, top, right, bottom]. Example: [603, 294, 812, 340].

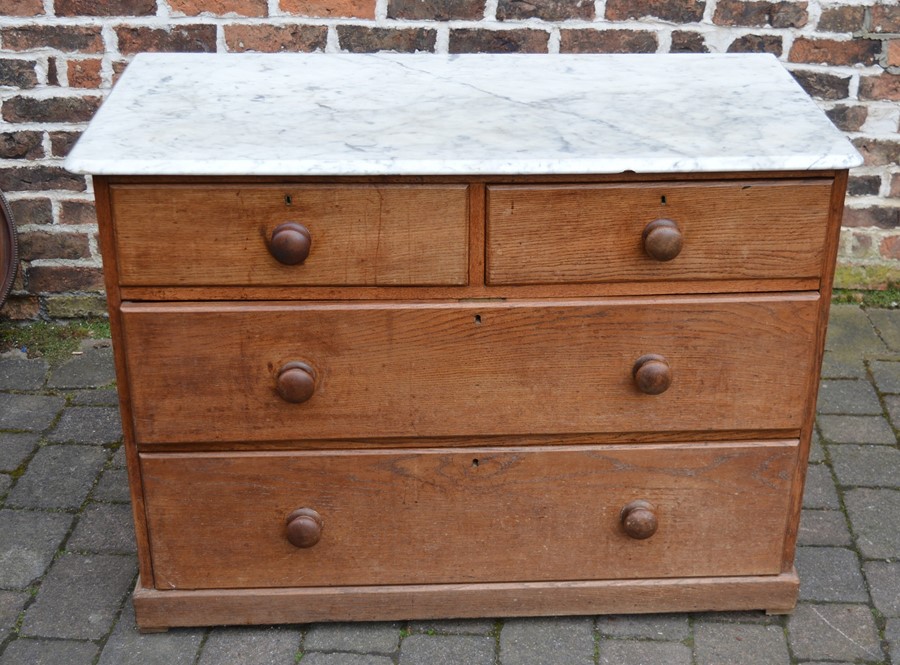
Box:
[286, 508, 323, 548]
[276, 361, 316, 404]
[269, 222, 311, 265]
[642, 219, 683, 261]
[632, 354, 671, 395]
[621, 500, 658, 540]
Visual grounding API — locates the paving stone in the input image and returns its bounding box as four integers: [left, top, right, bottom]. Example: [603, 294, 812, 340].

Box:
[691, 611, 779, 625]
[73, 388, 119, 406]
[0, 432, 38, 472]
[0, 638, 98, 665]
[0, 394, 64, 431]
[844, 488, 900, 559]
[198, 626, 301, 664]
[821, 350, 866, 379]
[598, 639, 691, 665]
[871, 360, 900, 394]
[694, 623, 789, 665]
[21, 553, 136, 639]
[92, 467, 131, 503]
[886, 394, 900, 427]
[302, 655, 393, 665]
[868, 309, 900, 351]
[817, 415, 897, 444]
[798, 510, 852, 546]
[817, 380, 883, 415]
[399, 634, 494, 665]
[0, 590, 27, 634]
[825, 305, 886, 354]
[305, 622, 400, 654]
[795, 547, 868, 602]
[787, 603, 881, 662]
[67, 503, 135, 554]
[809, 428, 825, 462]
[97, 599, 204, 665]
[863, 561, 900, 617]
[110, 446, 127, 468]
[48, 407, 122, 444]
[6, 445, 106, 510]
[409, 618, 495, 634]
[802, 464, 840, 509]
[0, 473, 10, 497]
[886, 618, 900, 665]
[499, 616, 593, 665]
[0, 509, 72, 589]
[47, 342, 115, 389]
[0, 356, 47, 390]
[831, 444, 900, 486]
[596, 613, 689, 640]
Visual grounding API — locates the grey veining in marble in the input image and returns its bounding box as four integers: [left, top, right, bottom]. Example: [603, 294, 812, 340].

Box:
[66, 53, 862, 176]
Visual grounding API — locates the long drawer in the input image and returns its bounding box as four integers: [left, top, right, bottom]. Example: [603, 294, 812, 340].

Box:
[122, 294, 817, 444]
[140, 440, 798, 590]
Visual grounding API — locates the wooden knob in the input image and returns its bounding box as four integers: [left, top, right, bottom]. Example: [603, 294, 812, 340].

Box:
[642, 219, 683, 261]
[632, 354, 671, 395]
[276, 361, 316, 404]
[269, 222, 311, 265]
[286, 508, 323, 548]
[621, 500, 658, 540]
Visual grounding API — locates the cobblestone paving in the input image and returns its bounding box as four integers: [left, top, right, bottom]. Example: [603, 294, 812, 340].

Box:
[0, 306, 898, 664]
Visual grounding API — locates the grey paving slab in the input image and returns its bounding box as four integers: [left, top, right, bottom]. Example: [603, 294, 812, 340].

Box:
[6, 444, 106, 510]
[0, 357, 47, 390]
[0, 394, 64, 431]
[197, 626, 301, 665]
[809, 428, 825, 462]
[47, 342, 115, 389]
[0, 590, 27, 635]
[0, 473, 9, 498]
[399, 634, 494, 665]
[802, 464, 840, 509]
[67, 503, 135, 554]
[302, 655, 394, 665]
[97, 600, 204, 665]
[598, 639, 691, 665]
[867, 309, 900, 351]
[817, 380, 883, 415]
[821, 350, 866, 378]
[499, 616, 594, 665]
[831, 444, 900, 486]
[694, 623, 789, 665]
[110, 446, 127, 468]
[91, 467, 131, 503]
[20, 553, 136, 639]
[886, 617, 899, 665]
[0, 432, 38, 472]
[691, 611, 779, 625]
[0, 638, 98, 665]
[47, 407, 122, 444]
[798, 509, 852, 546]
[73, 388, 119, 406]
[886, 394, 900, 427]
[863, 560, 900, 617]
[596, 613, 689, 641]
[0, 509, 72, 589]
[304, 622, 400, 654]
[787, 603, 882, 662]
[409, 619, 495, 634]
[871, 360, 900, 394]
[795, 547, 868, 602]
[826, 305, 886, 353]
[844, 488, 900, 559]
[817, 415, 897, 444]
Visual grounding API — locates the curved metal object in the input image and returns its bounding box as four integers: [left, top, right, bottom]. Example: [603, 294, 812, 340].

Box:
[0, 192, 18, 309]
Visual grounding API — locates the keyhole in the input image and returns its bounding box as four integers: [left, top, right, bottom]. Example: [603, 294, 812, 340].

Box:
[284, 195, 292, 205]
[474, 314, 482, 325]
[660, 195, 667, 205]
[472, 458, 479, 467]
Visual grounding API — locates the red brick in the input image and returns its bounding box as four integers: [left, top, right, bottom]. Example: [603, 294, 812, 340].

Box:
[19, 231, 91, 261]
[789, 38, 880, 66]
[671, 30, 708, 53]
[56, 0, 156, 14]
[859, 73, 900, 102]
[871, 5, 900, 33]
[1, 25, 103, 53]
[727, 34, 782, 55]
[116, 25, 217, 54]
[713, 0, 807, 28]
[47, 57, 60, 86]
[560, 29, 657, 53]
[892, 174, 900, 199]
[67, 59, 103, 89]
[224, 24, 327, 52]
[881, 235, 900, 260]
[790, 69, 850, 100]
[283, 0, 376, 18]
[112, 61, 130, 84]
[0, 59, 38, 88]
[2, 95, 101, 123]
[0, 131, 43, 159]
[0, 166, 86, 192]
[498, 0, 593, 21]
[50, 131, 82, 158]
[853, 138, 900, 167]
[847, 175, 881, 197]
[59, 200, 96, 226]
[0, 0, 44, 16]
[450, 28, 549, 53]
[8, 198, 52, 227]
[27, 265, 104, 293]
[887, 40, 900, 68]
[607, 0, 705, 23]
[389, 0, 480, 19]
[825, 104, 868, 132]
[337, 26, 437, 53]
[842, 206, 899, 229]
[0, 295, 40, 321]
[817, 5, 865, 32]
[170, 0, 268, 16]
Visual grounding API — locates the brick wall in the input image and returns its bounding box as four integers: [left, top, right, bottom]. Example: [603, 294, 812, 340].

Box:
[0, 0, 898, 319]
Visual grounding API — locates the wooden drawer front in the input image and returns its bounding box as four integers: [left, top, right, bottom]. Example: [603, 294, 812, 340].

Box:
[109, 184, 469, 286]
[123, 295, 816, 444]
[141, 441, 797, 589]
[486, 180, 832, 285]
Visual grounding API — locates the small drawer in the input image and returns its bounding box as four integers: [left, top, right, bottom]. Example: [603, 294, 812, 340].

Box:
[486, 179, 832, 285]
[140, 441, 797, 589]
[122, 294, 817, 444]
[109, 184, 469, 286]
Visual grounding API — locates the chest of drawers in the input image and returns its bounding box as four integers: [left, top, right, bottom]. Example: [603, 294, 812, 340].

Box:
[67, 53, 862, 631]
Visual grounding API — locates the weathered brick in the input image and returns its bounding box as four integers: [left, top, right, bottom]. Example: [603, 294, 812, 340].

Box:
[338, 26, 436, 53]
[852, 138, 900, 168]
[450, 28, 549, 53]
[847, 175, 880, 196]
[670, 30, 708, 52]
[789, 37, 880, 66]
[112, 60, 129, 83]
[46, 294, 108, 318]
[50, 130, 82, 157]
[1, 25, 103, 52]
[606, 0, 704, 22]
[871, 4, 900, 33]
[2, 95, 101, 123]
[727, 34, 782, 55]
[826, 104, 867, 132]
[0, 295, 39, 320]
[28, 265, 104, 292]
[7, 198, 50, 226]
[225, 24, 327, 52]
[0, 131, 42, 159]
[560, 29, 657, 53]
[713, 0, 807, 27]
[1, 0, 44, 15]
[60, 200, 97, 225]
[171, 0, 268, 15]
[19, 231, 91, 261]
[280, 0, 374, 18]
[0, 58, 38, 88]
[116, 25, 217, 54]
[498, 0, 593, 21]
[790, 68, 850, 100]
[882, 236, 900, 260]
[818, 5, 865, 32]
[0, 166, 86, 192]
[68, 58, 103, 88]
[888, 39, 900, 67]
[389, 0, 481, 19]
[47, 56, 60, 85]
[56, 0, 156, 15]
[892, 173, 900, 198]
[859, 73, 900, 102]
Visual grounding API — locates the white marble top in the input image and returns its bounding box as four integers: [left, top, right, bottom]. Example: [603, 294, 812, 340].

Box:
[66, 53, 862, 176]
